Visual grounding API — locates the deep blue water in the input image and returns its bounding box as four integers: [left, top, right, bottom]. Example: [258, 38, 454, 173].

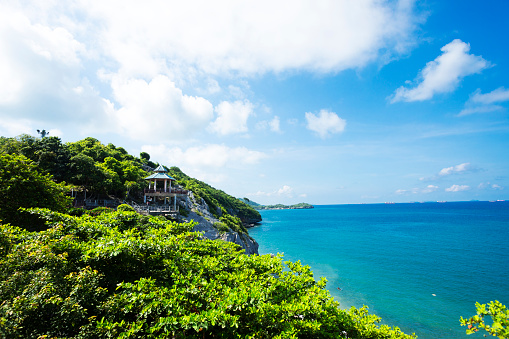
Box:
[248, 201, 509, 338]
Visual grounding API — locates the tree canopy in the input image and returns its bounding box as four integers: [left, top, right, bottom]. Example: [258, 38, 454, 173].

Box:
[0, 153, 72, 230]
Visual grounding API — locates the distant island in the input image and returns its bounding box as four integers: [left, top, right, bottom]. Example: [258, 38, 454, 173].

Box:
[241, 198, 313, 210]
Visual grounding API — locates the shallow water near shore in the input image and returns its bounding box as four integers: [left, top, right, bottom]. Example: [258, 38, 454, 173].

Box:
[248, 201, 509, 338]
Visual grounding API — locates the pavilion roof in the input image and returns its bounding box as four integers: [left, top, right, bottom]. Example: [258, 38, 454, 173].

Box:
[144, 173, 175, 180]
[153, 165, 167, 173]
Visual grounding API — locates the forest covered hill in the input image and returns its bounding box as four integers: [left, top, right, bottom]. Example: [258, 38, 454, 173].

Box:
[0, 134, 260, 231]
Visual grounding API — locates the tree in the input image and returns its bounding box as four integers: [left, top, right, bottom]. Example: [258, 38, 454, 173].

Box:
[69, 154, 104, 199]
[460, 301, 509, 338]
[140, 151, 150, 160]
[0, 153, 72, 230]
[0, 135, 71, 182]
[36, 129, 49, 138]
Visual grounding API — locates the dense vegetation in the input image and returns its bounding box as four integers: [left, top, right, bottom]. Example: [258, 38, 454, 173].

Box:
[0, 208, 416, 338]
[0, 134, 259, 232]
[0, 153, 72, 230]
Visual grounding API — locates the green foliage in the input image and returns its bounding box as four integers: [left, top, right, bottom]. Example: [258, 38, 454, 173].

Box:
[179, 207, 189, 217]
[87, 207, 115, 217]
[0, 153, 72, 230]
[0, 134, 72, 182]
[117, 204, 136, 212]
[460, 300, 509, 338]
[168, 167, 261, 228]
[67, 207, 88, 217]
[213, 222, 230, 233]
[219, 208, 248, 234]
[0, 209, 415, 339]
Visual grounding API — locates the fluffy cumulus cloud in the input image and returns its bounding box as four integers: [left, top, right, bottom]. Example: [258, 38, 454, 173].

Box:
[142, 143, 266, 169]
[390, 39, 490, 103]
[305, 110, 346, 138]
[82, 0, 421, 75]
[0, 1, 423, 142]
[421, 163, 476, 181]
[459, 87, 509, 116]
[208, 100, 254, 135]
[445, 184, 470, 192]
[110, 75, 214, 141]
[0, 5, 115, 138]
[439, 162, 472, 176]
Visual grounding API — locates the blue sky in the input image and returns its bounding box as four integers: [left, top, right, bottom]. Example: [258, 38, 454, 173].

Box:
[1, 0, 508, 204]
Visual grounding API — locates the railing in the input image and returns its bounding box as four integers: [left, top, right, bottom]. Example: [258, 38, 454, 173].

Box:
[144, 188, 188, 195]
[133, 205, 179, 214]
[76, 199, 120, 207]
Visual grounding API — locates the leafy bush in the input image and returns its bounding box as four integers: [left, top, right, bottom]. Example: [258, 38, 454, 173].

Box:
[117, 204, 136, 212]
[0, 209, 415, 339]
[87, 207, 115, 217]
[213, 222, 230, 233]
[460, 300, 509, 338]
[67, 207, 88, 217]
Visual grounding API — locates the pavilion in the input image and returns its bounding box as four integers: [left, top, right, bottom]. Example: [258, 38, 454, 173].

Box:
[143, 165, 188, 211]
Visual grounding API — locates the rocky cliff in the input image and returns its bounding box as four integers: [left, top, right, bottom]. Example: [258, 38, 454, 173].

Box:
[178, 192, 259, 255]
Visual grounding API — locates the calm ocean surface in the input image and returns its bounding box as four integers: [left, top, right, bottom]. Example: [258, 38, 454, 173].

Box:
[248, 201, 509, 338]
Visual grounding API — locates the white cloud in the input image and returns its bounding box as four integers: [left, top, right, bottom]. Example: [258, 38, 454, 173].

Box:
[0, 1, 424, 143]
[459, 87, 509, 116]
[305, 110, 346, 138]
[248, 185, 295, 198]
[390, 39, 490, 103]
[421, 163, 476, 181]
[110, 75, 214, 141]
[142, 143, 266, 170]
[80, 0, 421, 76]
[445, 184, 470, 192]
[256, 116, 281, 132]
[478, 182, 504, 190]
[208, 100, 254, 135]
[439, 162, 472, 176]
[269, 116, 281, 132]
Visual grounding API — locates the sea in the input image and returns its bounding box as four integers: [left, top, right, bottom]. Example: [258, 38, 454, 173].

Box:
[248, 201, 509, 339]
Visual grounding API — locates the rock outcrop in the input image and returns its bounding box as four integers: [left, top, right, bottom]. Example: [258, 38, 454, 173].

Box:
[178, 192, 259, 255]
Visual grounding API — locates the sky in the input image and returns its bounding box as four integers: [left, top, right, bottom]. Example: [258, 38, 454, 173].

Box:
[1, 0, 508, 205]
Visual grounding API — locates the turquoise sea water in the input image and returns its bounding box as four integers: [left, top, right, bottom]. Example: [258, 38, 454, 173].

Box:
[248, 201, 509, 338]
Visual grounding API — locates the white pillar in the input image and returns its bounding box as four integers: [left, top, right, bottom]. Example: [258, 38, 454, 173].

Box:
[164, 180, 167, 192]
[174, 196, 177, 211]
[154, 180, 157, 190]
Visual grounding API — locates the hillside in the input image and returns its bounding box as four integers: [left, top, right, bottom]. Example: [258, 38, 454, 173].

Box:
[0, 134, 260, 234]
